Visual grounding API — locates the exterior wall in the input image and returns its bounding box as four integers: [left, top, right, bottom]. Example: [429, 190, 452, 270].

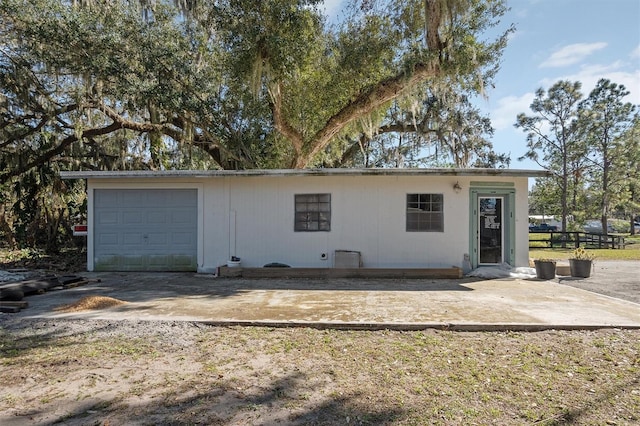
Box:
[86, 174, 532, 272]
[211, 175, 469, 270]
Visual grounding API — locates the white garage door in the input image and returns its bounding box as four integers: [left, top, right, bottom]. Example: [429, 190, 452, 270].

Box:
[94, 189, 198, 271]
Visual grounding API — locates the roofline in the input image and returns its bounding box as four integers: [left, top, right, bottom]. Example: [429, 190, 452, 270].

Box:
[60, 168, 551, 179]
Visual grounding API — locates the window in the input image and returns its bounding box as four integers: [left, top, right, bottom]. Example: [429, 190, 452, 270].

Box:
[406, 193, 443, 232]
[295, 194, 331, 231]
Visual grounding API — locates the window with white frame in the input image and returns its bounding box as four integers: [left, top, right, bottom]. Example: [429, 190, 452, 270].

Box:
[406, 193, 444, 232]
[294, 194, 331, 231]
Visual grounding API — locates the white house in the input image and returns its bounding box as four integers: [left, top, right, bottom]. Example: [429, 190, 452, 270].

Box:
[61, 168, 548, 274]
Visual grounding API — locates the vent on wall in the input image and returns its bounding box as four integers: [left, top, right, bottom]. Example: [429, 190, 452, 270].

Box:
[334, 250, 362, 268]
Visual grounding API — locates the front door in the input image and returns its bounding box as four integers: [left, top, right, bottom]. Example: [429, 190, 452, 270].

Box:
[478, 197, 503, 265]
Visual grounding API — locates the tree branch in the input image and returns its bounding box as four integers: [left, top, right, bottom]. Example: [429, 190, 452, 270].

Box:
[0, 121, 122, 184]
[292, 61, 441, 168]
[269, 82, 303, 155]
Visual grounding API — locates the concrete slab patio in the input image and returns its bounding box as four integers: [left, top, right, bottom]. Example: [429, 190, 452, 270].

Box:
[5, 264, 640, 330]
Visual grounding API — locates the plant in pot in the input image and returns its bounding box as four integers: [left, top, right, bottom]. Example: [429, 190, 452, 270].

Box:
[534, 258, 556, 280]
[569, 248, 595, 278]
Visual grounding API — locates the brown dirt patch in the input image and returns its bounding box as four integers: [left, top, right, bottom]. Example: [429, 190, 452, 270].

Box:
[54, 295, 127, 312]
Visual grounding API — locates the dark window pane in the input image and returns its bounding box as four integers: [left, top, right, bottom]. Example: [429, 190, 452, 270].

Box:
[406, 193, 444, 232]
[294, 193, 331, 232]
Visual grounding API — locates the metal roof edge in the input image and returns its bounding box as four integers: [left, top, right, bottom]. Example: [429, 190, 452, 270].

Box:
[60, 168, 551, 179]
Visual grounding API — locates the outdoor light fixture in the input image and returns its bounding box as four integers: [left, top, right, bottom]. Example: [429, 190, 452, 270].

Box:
[453, 181, 462, 193]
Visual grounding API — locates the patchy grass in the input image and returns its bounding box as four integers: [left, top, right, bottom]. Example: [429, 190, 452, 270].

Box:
[0, 247, 86, 273]
[0, 324, 638, 425]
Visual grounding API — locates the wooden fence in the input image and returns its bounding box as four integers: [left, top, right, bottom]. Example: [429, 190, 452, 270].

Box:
[529, 231, 625, 249]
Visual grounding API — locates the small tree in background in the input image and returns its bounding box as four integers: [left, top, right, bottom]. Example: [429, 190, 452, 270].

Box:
[616, 114, 640, 234]
[516, 80, 586, 235]
[578, 79, 636, 236]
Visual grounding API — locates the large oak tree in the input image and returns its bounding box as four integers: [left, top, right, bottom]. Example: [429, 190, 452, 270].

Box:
[1, 0, 511, 180]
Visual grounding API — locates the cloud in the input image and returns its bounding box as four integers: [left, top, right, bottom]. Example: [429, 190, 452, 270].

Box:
[540, 42, 608, 68]
[488, 93, 536, 131]
[631, 44, 640, 59]
[540, 62, 640, 105]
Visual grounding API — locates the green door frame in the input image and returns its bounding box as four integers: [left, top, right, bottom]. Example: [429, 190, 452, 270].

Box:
[469, 184, 516, 269]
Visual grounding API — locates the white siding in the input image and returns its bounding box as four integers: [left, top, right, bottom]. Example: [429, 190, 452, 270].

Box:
[86, 174, 532, 272]
[203, 175, 476, 269]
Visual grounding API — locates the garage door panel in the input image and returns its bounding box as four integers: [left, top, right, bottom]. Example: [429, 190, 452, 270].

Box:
[122, 232, 144, 246]
[97, 232, 119, 246]
[147, 211, 168, 224]
[171, 190, 198, 206]
[171, 232, 194, 245]
[171, 209, 196, 224]
[122, 211, 144, 224]
[147, 255, 170, 268]
[121, 256, 146, 270]
[96, 211, 118, 225]
[145, 191, 170, 206]
[94, 189, 197, 272]
[147, 232, 168, 246]
[96, 191, 118, 207]
[122, 191, 146, 205]
[172, 255, 196, 270]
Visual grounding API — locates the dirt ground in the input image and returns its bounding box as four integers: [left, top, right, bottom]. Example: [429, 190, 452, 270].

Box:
[558, 260, 640, 304]
[1, 257, 639, 425]
[0, 319, 638, 426]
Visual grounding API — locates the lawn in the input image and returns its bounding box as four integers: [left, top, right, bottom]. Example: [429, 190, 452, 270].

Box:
[0, 321, 638, 425]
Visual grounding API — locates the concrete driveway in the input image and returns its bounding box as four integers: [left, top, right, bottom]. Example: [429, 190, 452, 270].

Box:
[6, 261, 640, 330]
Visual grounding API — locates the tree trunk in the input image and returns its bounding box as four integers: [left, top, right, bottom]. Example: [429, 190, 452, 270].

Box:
[0, 204, 17, 249]
[601, 144, 611, 236]
[560, 140, 568, 247]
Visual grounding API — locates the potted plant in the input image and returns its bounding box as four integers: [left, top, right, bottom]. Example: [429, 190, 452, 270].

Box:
[534, 258, 556, 280]
[569, 248, 595, 278]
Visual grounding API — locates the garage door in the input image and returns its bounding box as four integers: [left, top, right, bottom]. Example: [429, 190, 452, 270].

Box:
[94, 189, 198, 271]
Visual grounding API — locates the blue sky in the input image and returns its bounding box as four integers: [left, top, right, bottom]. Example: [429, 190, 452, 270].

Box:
[323, 0, 640, 170]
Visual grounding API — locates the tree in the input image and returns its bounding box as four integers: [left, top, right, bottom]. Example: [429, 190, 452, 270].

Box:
[623, 113, 640, 235]
[528, 177, 561, 217]
[1, 0, 511, 177]
[612, 114, 640, 235]
[579, 79, 636, 236]
[515, 81, 586, 234]
[333, 86, 509, 168]
[0, 0, 512, 250]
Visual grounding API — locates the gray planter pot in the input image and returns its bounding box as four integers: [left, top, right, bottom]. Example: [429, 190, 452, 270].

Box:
[570, 259, 592, 278]
[534, 260, 556, 280]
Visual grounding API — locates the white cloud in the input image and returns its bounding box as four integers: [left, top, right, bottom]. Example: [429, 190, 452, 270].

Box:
[540, 62, 640, 105]
[631, 44, 640, 59]
[540, 42, 608, 68]
[488, 93, 537, 131]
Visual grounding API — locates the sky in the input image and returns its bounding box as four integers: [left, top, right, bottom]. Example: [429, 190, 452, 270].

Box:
[322, 0, 640, 171]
